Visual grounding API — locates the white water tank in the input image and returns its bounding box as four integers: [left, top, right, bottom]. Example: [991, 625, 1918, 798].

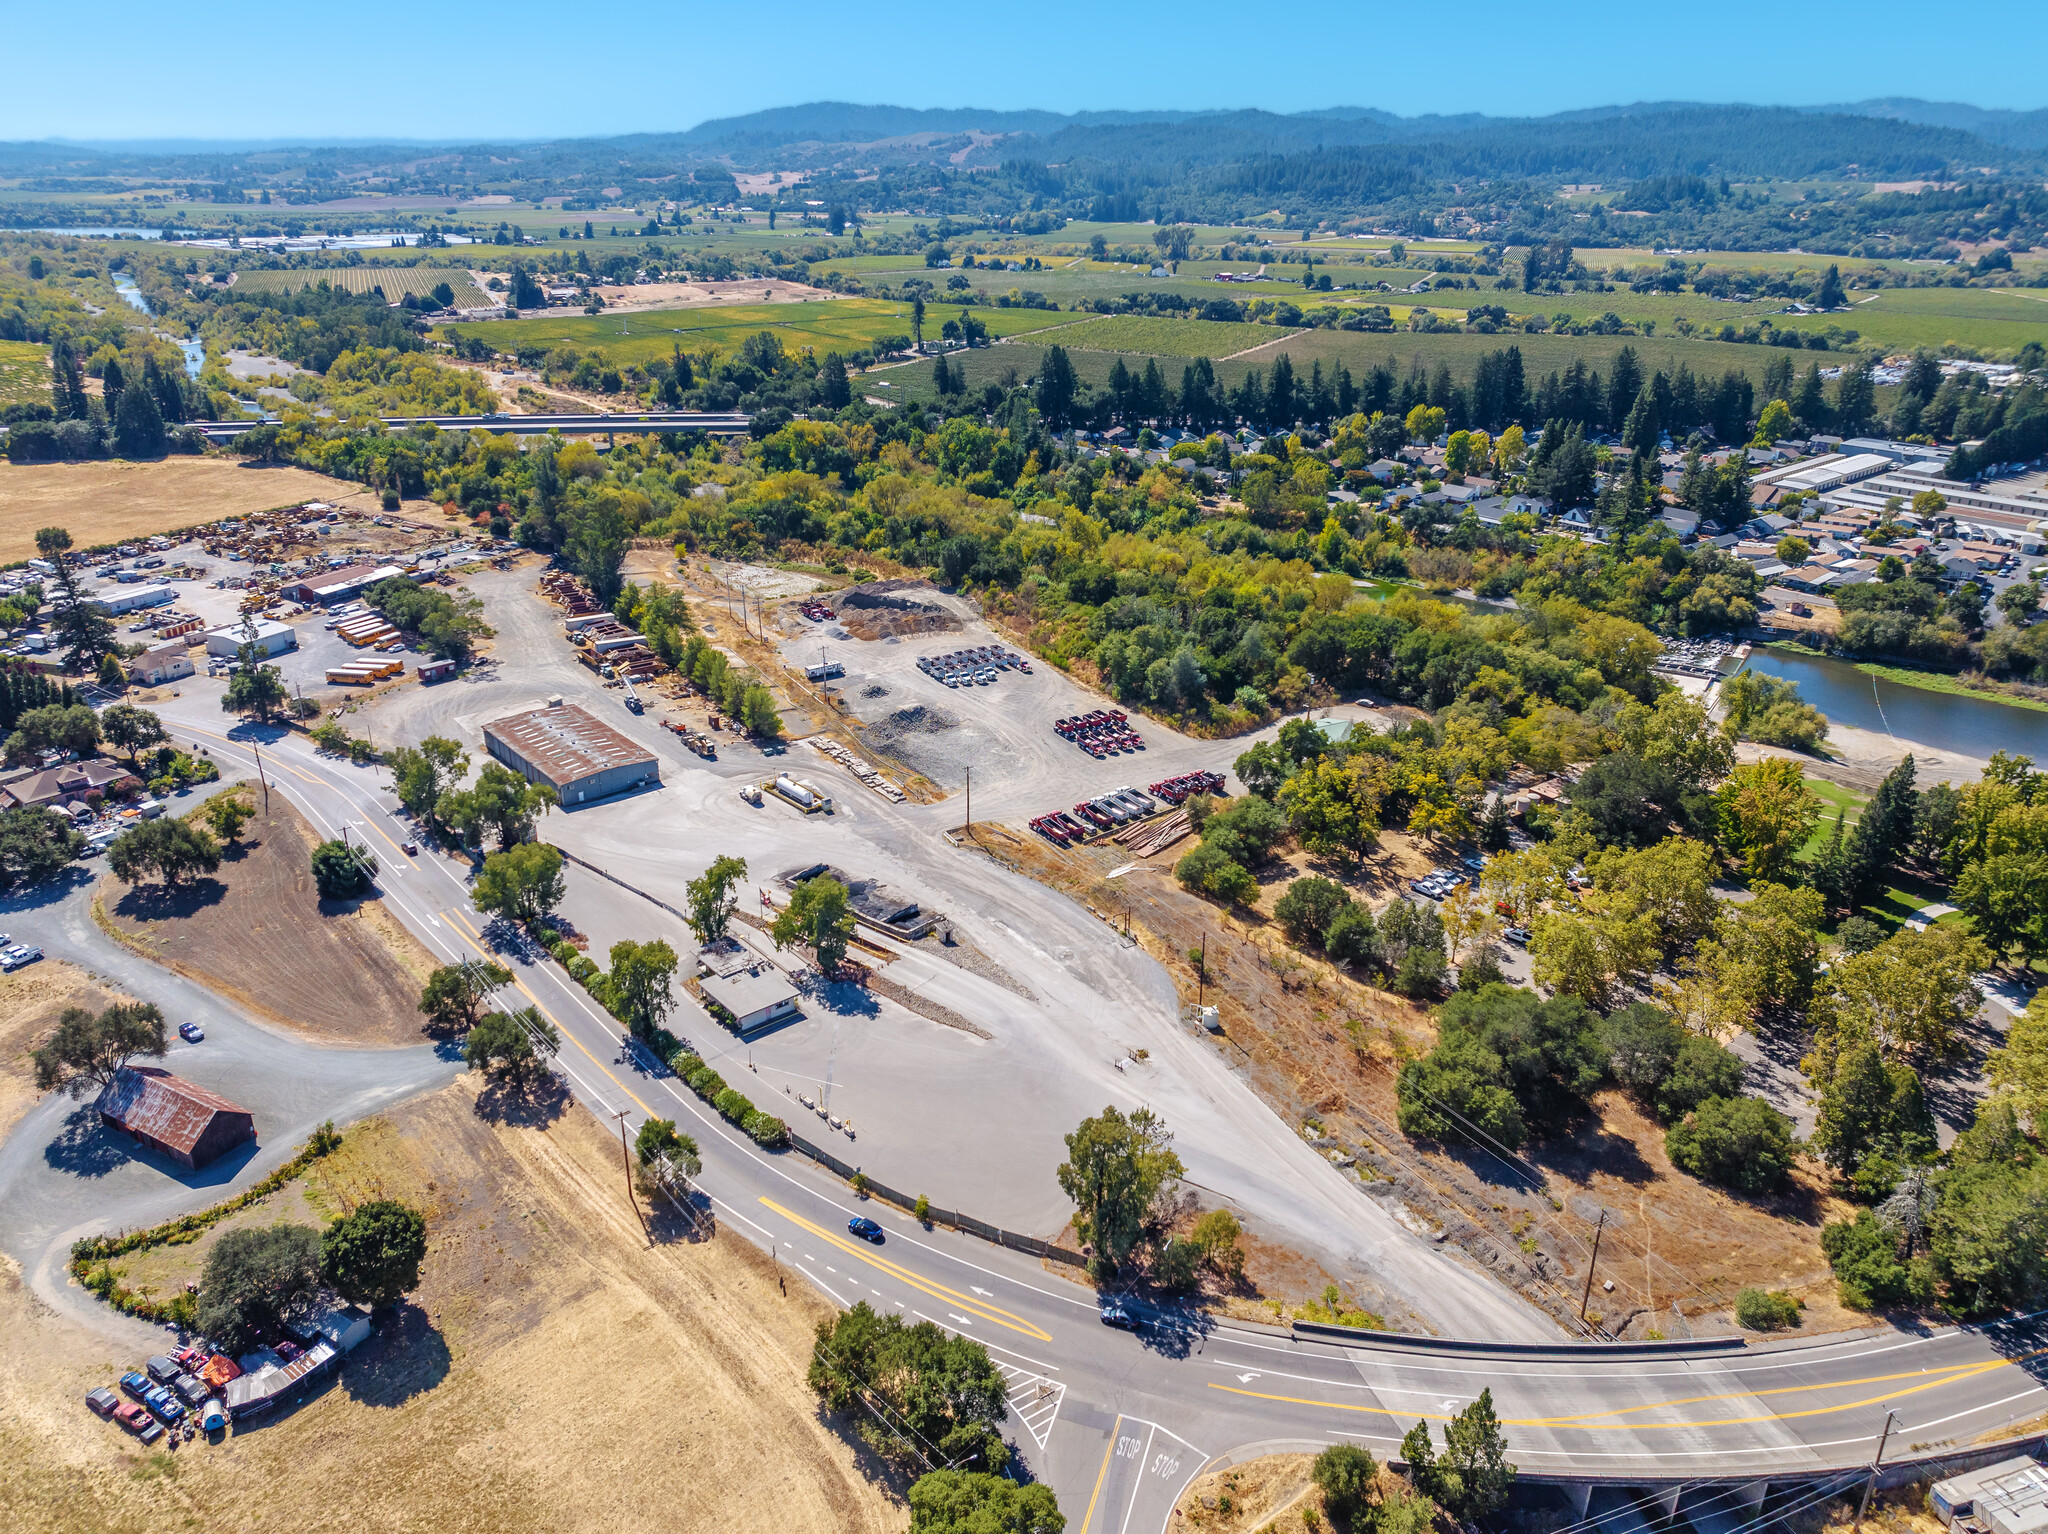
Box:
[776, 774, 815, 808]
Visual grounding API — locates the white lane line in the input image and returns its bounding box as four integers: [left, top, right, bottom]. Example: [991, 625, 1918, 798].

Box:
[1116, 1423, 1156, 1534]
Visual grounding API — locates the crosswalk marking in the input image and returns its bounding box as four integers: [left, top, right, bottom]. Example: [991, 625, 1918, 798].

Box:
[994, 1360, 1067, 1450]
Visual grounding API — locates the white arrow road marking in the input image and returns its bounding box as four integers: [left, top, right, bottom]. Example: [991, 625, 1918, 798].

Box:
[971, 1285, 994, 1296]
[1238, 1373, 1262, 1383]
[948, 1313, 975, 1326]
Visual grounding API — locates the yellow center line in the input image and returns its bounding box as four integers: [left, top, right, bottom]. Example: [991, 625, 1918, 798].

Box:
[1079, 1414, 1123, 1534]
[759, 1197, 1053, 1342]
[441, 907, 655, 1117]
[1207, 1352, 2034, 1430]
[1529, 1354, 2032, 1425]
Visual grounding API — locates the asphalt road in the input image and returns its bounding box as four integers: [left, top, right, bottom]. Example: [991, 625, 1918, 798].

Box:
[73, 695, 2040, 1512]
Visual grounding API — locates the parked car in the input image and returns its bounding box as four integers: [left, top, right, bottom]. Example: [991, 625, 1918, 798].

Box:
[178, 1022, 204, 1043]
[1099, 1301, 1142, 1331]
[1503, 926, 1532, 946]
[119, 1371, 151, 1401]
[173, 1373, 209, 1407]
[113, 1401, 161, 1441]
[1, 944, 42, 971]
[142, 1385, 186, 1424]
[847, 1216, 884, 1243]
[85, 1387, 120, 1418]
[171, 1346, 208, 1373]
[145, 1355, 181, 1385]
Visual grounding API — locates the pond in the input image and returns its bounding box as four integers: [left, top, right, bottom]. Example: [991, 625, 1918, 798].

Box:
[1737, 645, 2048, 762]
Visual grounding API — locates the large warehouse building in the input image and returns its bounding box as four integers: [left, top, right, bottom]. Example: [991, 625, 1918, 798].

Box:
[482, 702, 659, 805]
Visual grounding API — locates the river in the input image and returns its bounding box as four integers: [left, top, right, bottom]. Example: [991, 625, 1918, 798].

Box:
[110, 274, 203, 379]
[1737, 645, 2048, 761]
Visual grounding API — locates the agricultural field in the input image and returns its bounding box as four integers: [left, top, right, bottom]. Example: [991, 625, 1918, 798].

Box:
[880, 324, 1855, 407]
[228, 266, 493, 308]
[444, 296, 1084, 365]
[0, 339, 50, 408]
[1775, 285, 2048, 355]
[1033, 313, 1295, 358]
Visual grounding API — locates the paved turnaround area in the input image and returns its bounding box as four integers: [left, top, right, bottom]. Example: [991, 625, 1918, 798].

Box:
[2, 571, 2045, 1524]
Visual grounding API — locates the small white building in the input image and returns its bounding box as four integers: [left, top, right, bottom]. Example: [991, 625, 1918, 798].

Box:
[699, 964, 802, 1034]
[204, 619, 297, 659]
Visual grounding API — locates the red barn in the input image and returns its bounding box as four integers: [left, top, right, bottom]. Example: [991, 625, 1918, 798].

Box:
[95, 1067, 255, 1169]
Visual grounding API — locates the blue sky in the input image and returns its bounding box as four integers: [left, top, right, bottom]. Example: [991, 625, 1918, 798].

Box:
[7, 1, 2045, 142]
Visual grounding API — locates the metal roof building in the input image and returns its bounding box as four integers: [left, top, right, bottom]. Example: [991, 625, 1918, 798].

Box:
[95, 1067, 255, 1169]
[482, 702, 659, 805]
[285, 562, 404, 604]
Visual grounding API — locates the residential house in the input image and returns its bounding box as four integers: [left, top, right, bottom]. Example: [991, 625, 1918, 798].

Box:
[0, 758, 138, 812]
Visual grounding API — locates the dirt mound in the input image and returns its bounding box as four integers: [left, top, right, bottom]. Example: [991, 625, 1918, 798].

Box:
[863, 704, 959, 752]
[837, 580, 960, 640]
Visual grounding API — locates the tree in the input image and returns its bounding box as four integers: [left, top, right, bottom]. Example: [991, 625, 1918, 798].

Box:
[1822, 1209, 1934, 1311]
[608, 938, 678, 1037]
[1755, 399, 1794, 444]
[1439, 886, 1499, 966]
[310, 837, 375, 899]
[1665, 1096, 1796, 1193]
[39, 528, 118, 676]
[1174, 842, 1258, 906]
[1810, 1041, 1936, 1177]
[196, 1223, 324, 1352]
[1955, 853, 2048, 964]
[1987, 995, 2048, 1136]
[1056, 1106, 1184, 1274]
[387, 735, 468, 825]
[1034, 345, 1077, 428]
[223, 662, 288, 721]
[907, 1472, 1064, 1534]
[100, 703, 166, 765]
[1929, 1149, 2048, 1318]
[772, 874, 857, 972]
[810, 1304, 1011, 1472]
[1274, 875, 1352, 948]
[1378, 898, 1449, 997]
[1567, 751, 1685, 850]
[107, 817, 221, 887]
[1312, 1444, 1378, 1528]
[1190, 1208, 1246, 1281]
[1809, 922, 1991, 1064]
[441, 762, 555, 849]
[0, 804, 84, 889]
[685, 854, 747, 944]
[1528, 905, 1656, 1011]
[5, 702, 101, 765]
[418, 959, 513, 1033]
[1404, 1393, 1515, 1520]
[741, 684, 783, 738]
[1600, 1003, 1684, 1096]
[321, 1200, 428, 1309]
[472, 841, 566, 924]
[31, 1001, 168, 1096]
[201, 792, 255, 844]
[1657, 1035, 1747, 1123]
[464, 1006, 558, 1084]
[1714, 758, 1820, 882]
[1325, 903, 1379, 969]
[113, 380, 167, 457]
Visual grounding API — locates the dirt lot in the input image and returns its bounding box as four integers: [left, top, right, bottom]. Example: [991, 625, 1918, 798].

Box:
[578, 277, 838, 314]
[95, 788, 440, 1046]
[0, 960, 127, 1142]
[983, 821, 1857, 1337]
[0, 459, 415, 563]
[0, 1075, 904, 1534]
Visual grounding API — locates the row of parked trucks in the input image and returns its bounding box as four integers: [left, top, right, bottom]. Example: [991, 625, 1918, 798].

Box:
[919, 644, 1030, 688]
[86, 1347, 237, 1444]
[797, 600, 838, 621]
[1030, 772, 1224, 846]
[1055, 709, 1145, 756]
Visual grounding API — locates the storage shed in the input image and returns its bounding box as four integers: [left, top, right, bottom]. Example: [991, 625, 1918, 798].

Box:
[94, 1067, 255, 1169]
[699, 965, 802, 1034]
[204, 619, 297, 659]
[483, 702, 659, 805]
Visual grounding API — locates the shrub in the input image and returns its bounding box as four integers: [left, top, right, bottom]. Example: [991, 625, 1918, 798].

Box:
[1274, 876, 1352, 948]
[1175, 842, 1257, 904]
[915, 1193, 932, 1224]
[1666, 1095, 1796, 1193]
[1312, 1443, 1378, 1526]
[687, 1065, 726, 1100]
[714, 1086, 754, 1123]
[1821, 1209, 1934, 1310]
[1734, 1287, 1802, 1331]
[743, 1110, 788, 1146]
[669, 1049, 703, 1078]
[1151, 1235, 1203, 1292]
[1657, 1035, 1748, 1122]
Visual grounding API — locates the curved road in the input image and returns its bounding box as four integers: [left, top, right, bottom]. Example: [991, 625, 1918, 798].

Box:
[3, 710, 2044, 1530]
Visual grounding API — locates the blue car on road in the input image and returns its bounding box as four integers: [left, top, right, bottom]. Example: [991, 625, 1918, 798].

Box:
[847, 1216, 884, 1243]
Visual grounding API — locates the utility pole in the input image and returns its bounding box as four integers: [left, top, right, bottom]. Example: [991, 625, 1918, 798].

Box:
[1578, 1208, 1607, 1324]
[610, 1107, 646, 1238]
[252, 741, 270, 814]
[1856, 1410, 1899, 1528]
[1197, 936, 1207, 1008]
[964, 766, 971, 842]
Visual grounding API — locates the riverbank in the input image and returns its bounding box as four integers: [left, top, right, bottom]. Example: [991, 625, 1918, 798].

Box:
[1764, 641, 2048, 716]
[1739, 720, 1988, 792]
